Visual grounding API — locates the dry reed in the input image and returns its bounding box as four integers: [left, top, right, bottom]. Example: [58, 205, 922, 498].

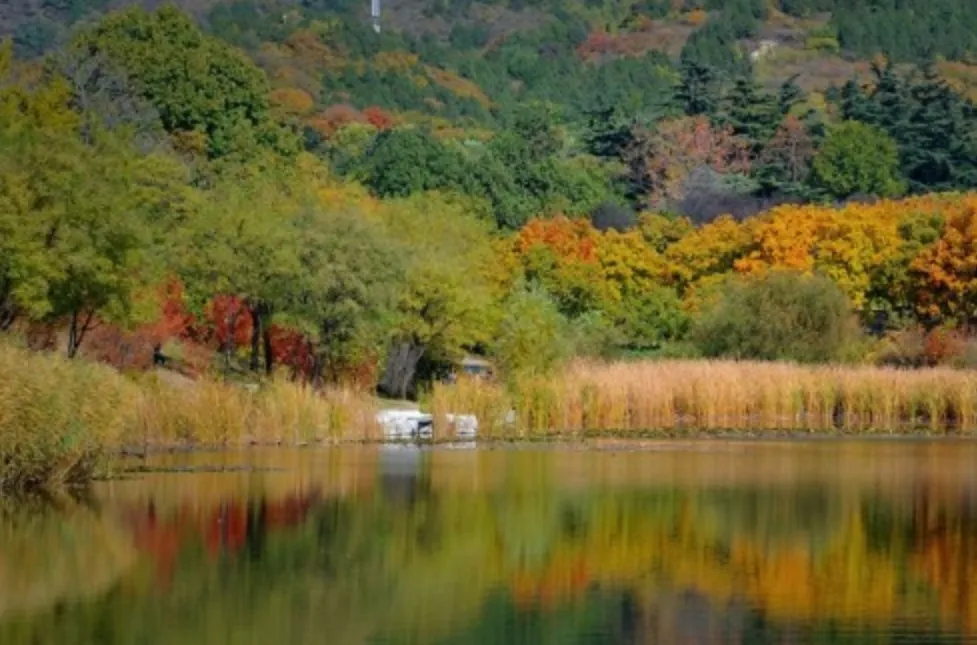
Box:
[430, 360, 977, 436]
[0, 342, 380, 491]
[124, 374, 380, 448]
[0, 342, 129, 492]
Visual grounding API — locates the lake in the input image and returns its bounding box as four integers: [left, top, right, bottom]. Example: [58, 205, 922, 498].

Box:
[3, 440, 977, 644]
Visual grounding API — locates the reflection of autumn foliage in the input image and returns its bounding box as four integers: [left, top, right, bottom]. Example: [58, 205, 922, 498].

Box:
[726, 511, 898, 623]
[510, 547, 588, 609]
[128, 505, 185, 586]
[103, 474, 977, 638]
[492, 489, 977, 635]
[909, 483, 977, 633]
[123, 492, 320, 588]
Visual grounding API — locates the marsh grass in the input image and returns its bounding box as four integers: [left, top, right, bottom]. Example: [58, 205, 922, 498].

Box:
[431, 360, 977, 436]
[0, 342, 379, 492]
[8, 340, 977, 492]
[128, 375, 379, 447]
[0, 343, 129, 492]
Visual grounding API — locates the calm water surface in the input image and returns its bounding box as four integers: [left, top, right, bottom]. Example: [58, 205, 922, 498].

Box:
[3, 440, 977, 644]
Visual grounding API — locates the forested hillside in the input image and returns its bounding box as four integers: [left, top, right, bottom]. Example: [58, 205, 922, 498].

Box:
[4, 0, 977, 396]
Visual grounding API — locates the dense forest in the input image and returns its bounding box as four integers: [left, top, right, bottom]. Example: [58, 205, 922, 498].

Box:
[4, 0, 977, 396]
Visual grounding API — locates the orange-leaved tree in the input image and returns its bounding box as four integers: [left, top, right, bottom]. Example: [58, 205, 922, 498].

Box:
[737, 196, 961, 313]
[910, 196, 977, 327]
[511, 216, 684, 348]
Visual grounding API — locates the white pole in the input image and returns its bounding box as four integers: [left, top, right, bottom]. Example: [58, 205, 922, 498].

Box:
[371, 0, 381, 33]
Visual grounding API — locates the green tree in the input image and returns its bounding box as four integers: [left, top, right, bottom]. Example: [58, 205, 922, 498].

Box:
[616, 286, 689, 352]
[377, 192, 498, 398]
[810, 121, 904, 200]
[693, 271, 858, 363]
[174, 162, 306, 371]
[841, 64, 977, 193]
[0, 48, 187, 357]
[73, 5, 296, 158]
[492, 284, 571, 377]
[290, 206, 404, 383]
[674, 60, 722, 117]
[363, 127, 469, 198]
[719, 76, 780, 153]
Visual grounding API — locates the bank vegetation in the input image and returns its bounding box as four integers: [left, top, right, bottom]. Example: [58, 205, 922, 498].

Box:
[8, 339, 977, 492]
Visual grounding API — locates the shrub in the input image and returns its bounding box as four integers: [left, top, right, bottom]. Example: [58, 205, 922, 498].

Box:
[692, 271, 859, 363]
[492, 285, 573, 378]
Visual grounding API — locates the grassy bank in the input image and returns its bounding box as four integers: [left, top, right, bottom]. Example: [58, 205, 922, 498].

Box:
[0, 342, 378, 493]
[430, 360, 977, 438]
[7, 341, 977, 492]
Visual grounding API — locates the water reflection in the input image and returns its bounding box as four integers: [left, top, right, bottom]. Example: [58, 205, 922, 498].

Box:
[3, 442, 977, 644]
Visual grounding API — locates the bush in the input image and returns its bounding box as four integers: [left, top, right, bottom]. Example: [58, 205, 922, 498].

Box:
[492, 285, 573, 377]
[692, 271, 859, 363]
[616, 286, 690, 351]
[871, 327, 977, 369]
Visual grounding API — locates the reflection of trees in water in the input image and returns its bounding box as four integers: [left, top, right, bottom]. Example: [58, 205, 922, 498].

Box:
[0, 496, 136, 620]
[8, 479, 977, 644]
[693, 486, 843, 555]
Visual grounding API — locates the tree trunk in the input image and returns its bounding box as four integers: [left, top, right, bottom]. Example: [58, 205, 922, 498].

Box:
[262, 326, 274, 376]
[0, 281, 17, 331]
[0, 304, 16, 332]
[379, 340, 425, 400]
[67, 309, 95, 359]
[249, 305, 262, 373]
[221, 308, 240, 375]
[311, 352, 324, 389]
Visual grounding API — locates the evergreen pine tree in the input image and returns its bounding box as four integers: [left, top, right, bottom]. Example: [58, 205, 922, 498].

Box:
[840, 79, 877, 124]
[582, 102, 633, 160]
[777, 75, 804, 116]
[674, 60, 721, 117]
[718, 76, 779, 153]
[870, 62, 911, 135]
[903, 66, 977, 191]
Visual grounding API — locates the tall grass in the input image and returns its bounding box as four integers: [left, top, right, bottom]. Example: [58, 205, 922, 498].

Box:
[430, 360, 977, 436]
[0, 342, 130, 492]
[0, 342, 379, 492]
[8, 340, 977, 491]
[131, 375, 380, 447]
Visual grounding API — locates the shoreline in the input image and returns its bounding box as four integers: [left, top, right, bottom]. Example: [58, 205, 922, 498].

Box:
[114, 429, 977, 457]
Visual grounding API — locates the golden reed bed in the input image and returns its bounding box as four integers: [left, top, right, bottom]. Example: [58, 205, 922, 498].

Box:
[0, 342, 377, 491]
[430, 360, 977, 437]
[5, 340, 977, 491]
